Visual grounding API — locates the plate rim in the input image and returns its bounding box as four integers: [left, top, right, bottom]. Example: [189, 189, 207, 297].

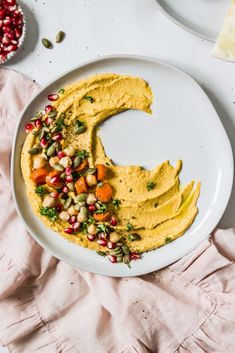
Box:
[155, 0, 217, 42]
[11, 54, 234, 277]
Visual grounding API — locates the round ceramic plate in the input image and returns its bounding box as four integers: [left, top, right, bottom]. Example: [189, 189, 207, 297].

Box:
[11, 55, 233, 277]
[156, 0, 231, 42]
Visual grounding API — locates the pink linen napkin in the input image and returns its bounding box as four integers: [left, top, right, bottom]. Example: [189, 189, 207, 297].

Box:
[0, 68, 235, 353]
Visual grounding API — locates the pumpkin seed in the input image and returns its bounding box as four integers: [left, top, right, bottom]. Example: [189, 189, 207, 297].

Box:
[77, 193, 87, 202]
[75, 125, 86, 134]
[51, 125, 61, 133]
[53, 141, 62, 152]
[109, 247, 122, 256]
[43, 127, 50, 133]
[42, 38, 52, 49]
[122, 244, 131, 255]
[46, 144, 56, 157]
[73, 156, 81, 168]
[38, 129, 44, 140]
[56, 31, 65, 43]
[123, 254, 131, 265]
[33, 143, 42, 151]
[67, 182, 75, 191]
[64, 197, 72, 210]
[30, 116, 39, 122]
[60, 172, 66, 179]
[128, 233, 142, 242]
[48, 110, 58, 118]
[116, 255, 123, 263]
[96, 251, 106, 257]
[28, 147, 40, 155]
[86, 168, 96, 175]
[54, 163, 64, 171]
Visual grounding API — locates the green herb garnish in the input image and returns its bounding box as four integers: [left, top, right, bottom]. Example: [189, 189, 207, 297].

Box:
[58, 88, 65, 94]
[40, 207, 58, 221]
[126, 222, 134, 231]
[95, 203, 108, 214]
[84, 95, 94, 103]
[146, 181, 155, 191]
[35, 186, 47, 196]
[112, 199, 121, 209]
[76, 149, 89, 160]
[97, 224, 109, 234]
[165, 237, 173, 244]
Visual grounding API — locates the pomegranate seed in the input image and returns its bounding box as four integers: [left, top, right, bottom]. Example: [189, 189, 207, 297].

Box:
[130, 253, 141, 261]
[108, 255, 117, 263]
[65, 175, 73, 183]
[2, 36, 10, 45]
[3, 18, 11, 26]
[13, 18, 22, 26]
[58, 151, 65, 159]
[65, 167, 72, 175]
[5, 43, 16, 52]
[8, 5, 17, 12]
[87, 234, 96, 241]
[48, 93, 59, 101]
[52, 133, 63, 141]
[50, 175, 60, 185]
[98, 232, 107, 240]
[45, 116, 54, 125]
[72, 222, 80, 231]
[10, 39, 18, 45]
[107, 241, 116, 249]
[35, 119, 42, 129]
[14, 27, 22, 38]
[0, 20, 3, 28]
[69, 216, 77, 225]
[88, 204, 96, 213]
[45, 104, 53, 113]
[56, 203, 63, 212]
[97, 239, 107, 246]
[40, 138, 48, 147]
[0, 10, 6, 19]
[5, 31, 15, 40]
[64, 227, 73, 234]
[62, 186, 69, 193]
[6, 0, 16, 5]
[3, 26, 12, 33]
[25, 123, 34, 133]
[50, 191, 59, 198]
[110, 216, 117, 226]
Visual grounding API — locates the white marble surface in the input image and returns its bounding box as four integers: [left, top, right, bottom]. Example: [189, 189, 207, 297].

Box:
[1, 0, 235, 351]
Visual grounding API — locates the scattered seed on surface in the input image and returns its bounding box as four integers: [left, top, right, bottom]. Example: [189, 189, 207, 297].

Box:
[56, 31, 65, 43]
[42, 38, 53, 49]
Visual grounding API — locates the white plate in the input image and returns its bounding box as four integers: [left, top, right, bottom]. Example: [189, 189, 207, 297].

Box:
[11, 55, 233, 277]
[156, 0, 231, 42]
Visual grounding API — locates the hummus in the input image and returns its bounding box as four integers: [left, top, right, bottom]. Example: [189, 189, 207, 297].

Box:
[21, 73, 200, 262]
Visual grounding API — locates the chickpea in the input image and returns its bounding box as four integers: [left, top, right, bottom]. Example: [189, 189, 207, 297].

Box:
[77, 206, 88, 222]
[59, 211, 70, 222]
[86, 193, 97, 205]
[109, 232, 121, 243]
[68, 205, 79, 216]
[42, 196, 56, 208]
[33, 156, 47, 169]
[87, 224, 97, 235]
[63, 146, 75, 157]
[59, 156, 72, 168]
[49, 156, 60, 168]
[86, 174, 97, 187]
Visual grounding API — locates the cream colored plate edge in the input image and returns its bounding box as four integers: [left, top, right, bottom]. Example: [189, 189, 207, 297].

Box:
[11, 55, 233, 277]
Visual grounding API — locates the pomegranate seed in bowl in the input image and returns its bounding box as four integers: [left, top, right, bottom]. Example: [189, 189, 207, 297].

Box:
[25, 123, 34, 133]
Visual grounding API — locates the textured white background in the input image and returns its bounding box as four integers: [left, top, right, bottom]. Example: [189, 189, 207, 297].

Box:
[1, 0, 235, 351]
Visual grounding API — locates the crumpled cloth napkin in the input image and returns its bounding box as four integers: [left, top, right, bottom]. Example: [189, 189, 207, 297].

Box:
[0, 68, 235, 353]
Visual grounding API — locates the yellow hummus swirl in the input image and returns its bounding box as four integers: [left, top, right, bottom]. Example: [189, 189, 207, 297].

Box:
[21, 73, 200, 253]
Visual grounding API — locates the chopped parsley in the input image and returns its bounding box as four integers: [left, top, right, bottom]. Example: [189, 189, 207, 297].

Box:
[165, 237, 173, 244]
[146, 181, 155, 191]
[58, 88, 65, 94]
[126, 222, 134, 231]
[97, 223, 109, 234]
[112, 199, 121, 209]
[40, 207, 58, 221]
[35, 186, 47, 196]
[76, 149, 89, 160]
[84, 95, 94, 103]
[95, 203, 108, 214]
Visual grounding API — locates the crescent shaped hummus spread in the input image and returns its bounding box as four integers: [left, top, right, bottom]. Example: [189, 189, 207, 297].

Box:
[21, 73, 201, 265]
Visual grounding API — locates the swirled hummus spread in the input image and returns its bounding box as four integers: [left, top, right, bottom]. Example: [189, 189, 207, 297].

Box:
[21, 73, 200, 265]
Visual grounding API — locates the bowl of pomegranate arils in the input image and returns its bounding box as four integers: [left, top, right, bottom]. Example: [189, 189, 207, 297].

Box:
[0, 0, 26, 64]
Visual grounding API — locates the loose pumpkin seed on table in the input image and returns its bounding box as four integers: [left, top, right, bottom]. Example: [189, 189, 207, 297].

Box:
[42, 38, 53, 49]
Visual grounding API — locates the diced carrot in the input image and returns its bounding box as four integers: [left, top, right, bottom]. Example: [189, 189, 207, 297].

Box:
[75, 176, 88, 194]
[94, 212, 111, 221]
[31, 167, 48, 185]
[96, 164, 106, 181]
[75, 159, 88, 172]
[95, 183, 113, 202]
